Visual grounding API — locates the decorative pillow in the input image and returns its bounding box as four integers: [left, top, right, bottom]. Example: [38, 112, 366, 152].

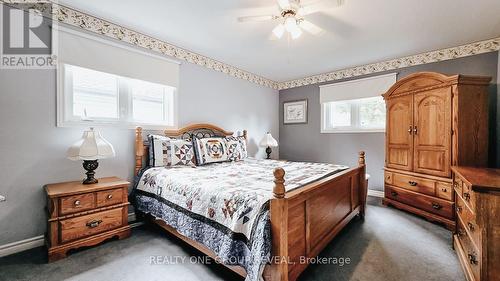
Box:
[224, 136, 248, 161]
[148, 134, 195, 167]
[170, 139, 196, 166]
[148, 134, 171, 167]
[193, 136, 229, 165]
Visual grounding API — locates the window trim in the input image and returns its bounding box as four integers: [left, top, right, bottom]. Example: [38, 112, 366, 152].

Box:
[56, 63, 178, 130]
[320, 97, 386, 134]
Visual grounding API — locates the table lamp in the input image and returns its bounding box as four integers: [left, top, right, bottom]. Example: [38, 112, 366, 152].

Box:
[67, 128, 115, 184]
[259, 132, 278, 159]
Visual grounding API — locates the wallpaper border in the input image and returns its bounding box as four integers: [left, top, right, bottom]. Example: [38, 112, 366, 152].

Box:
[277, 37, 500, 90]
[3, 1, 499, 90]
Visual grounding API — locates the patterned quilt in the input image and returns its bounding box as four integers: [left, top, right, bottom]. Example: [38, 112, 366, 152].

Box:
[133, 158, 348, 280]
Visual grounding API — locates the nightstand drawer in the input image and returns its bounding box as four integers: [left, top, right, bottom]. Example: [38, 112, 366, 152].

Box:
[96, 188, 124, 207]
[59, 193, 95, 215]
[59, 207, 124, 243]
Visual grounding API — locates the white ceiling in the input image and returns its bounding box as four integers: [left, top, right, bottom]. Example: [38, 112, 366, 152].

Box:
[59, 0, 500, 82]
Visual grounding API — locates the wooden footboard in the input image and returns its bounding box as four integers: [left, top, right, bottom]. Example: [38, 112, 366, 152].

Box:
[266, 151, 367, 281]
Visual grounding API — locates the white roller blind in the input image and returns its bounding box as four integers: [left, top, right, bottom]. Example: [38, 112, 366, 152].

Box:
[320, 73, 396, 103]
[57, 27, 179, 88]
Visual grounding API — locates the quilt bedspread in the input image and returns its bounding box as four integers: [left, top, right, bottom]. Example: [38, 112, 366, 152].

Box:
[135, 158, 348, 240]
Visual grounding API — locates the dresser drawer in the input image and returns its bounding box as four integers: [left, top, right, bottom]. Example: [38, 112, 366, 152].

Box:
[391, 173, 436, 196]
[453, 176, 463, 196]
[96, 188, 124, 208]
[456, 195, 480, 249]
[462, 183, 476, 212]
[59, 207, 124, 243]
[385, 186, 454, 219]
[456, 217, 480, 281]
[59, 193, 95, 215]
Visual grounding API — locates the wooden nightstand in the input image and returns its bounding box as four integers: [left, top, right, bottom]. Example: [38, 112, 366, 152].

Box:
[44, 177, 131, 262]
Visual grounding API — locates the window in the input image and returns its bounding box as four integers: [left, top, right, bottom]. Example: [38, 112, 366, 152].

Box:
[59, 64, 177, 128]
[323, 97, 386, 132]
[320, 73, 396, 133]
[71, 65, 119, 120]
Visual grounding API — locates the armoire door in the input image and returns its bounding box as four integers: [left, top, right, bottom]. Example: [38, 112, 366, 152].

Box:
[386, 95, 413, 171]
[413, 87, 451, 177]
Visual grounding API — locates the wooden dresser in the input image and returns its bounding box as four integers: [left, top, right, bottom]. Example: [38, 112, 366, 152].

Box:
[452, 166, 500, 281]
[382, 72, 491, 230]
[44, 177, 131, 262]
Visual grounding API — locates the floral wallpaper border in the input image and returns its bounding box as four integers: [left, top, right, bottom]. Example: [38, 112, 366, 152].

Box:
[277, 37, 500, 90]
[3, 1, 499, 91]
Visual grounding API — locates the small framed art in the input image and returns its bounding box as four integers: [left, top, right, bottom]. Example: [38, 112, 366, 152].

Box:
[283, 99, 307, 124]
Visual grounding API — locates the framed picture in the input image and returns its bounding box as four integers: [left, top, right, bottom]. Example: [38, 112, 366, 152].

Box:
[283, 99, 307, 124]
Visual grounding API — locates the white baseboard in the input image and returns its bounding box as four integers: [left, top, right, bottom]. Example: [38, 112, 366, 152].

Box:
[0, 235, 45, 258]
[367, 189, 384, 198]
[0, 212, 141, 258]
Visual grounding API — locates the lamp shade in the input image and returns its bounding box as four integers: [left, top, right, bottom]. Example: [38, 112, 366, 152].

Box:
[67, 128, 115, 161]
[259, 132, 278, 148]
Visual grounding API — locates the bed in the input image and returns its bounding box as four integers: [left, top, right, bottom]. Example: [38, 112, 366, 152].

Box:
[133, 124, 368, 281]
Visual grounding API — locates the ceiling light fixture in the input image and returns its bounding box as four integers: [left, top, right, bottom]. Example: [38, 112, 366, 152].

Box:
[237, 0, 345, 41]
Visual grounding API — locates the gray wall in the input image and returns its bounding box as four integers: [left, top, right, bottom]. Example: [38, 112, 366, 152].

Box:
[0, 62, 278, 246]
[279, 52, 499, 191]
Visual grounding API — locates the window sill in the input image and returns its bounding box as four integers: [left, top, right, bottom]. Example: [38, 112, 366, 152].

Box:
[321, 129, 385, 134]
[57, 119, 177, 130]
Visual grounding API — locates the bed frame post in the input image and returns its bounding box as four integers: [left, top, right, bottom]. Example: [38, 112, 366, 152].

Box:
[242, 129, 247, 140]
[358, 151, 367, 219]
[270, 167, 289, 281]
[135, 127, 144, 176]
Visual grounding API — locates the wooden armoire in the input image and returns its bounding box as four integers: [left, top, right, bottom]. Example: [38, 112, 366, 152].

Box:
[382, 72, 490, 230]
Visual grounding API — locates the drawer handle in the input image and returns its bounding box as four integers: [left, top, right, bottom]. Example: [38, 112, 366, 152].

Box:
[408, 181, 418, 186]
[457, 229, 465, 237]
[467, 222, 475, 232]
[107, 194, 113, 200]
[453, 182, 458, 188]
[86, 219, 103, 228]
[468, 253, 478, 265]
[432, 203, 442, 210]
[74, 200, 81, 206]
[441, 188, 447, 192]
[391, 191, 398, 197]
[463, 192, 470, 201]
[455, 206, 462, 213]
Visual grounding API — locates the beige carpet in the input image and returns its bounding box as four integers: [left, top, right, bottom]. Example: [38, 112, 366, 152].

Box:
[0, 197, 465, 281]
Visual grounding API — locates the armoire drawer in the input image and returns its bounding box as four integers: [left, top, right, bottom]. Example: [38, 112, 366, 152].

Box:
[391, 173, 436, 196]
[385, 186, 454, 219]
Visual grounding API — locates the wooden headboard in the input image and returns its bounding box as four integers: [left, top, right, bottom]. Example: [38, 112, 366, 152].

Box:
[134, 123, 247, 175]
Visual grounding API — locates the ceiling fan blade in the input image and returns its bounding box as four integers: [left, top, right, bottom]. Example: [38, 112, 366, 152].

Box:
[277, 0, 291, 10]
[237, 15, 276, 22]
[268, 32, 280, 41]
[300, 20, 324, 35]
[298, 0, 345, 16]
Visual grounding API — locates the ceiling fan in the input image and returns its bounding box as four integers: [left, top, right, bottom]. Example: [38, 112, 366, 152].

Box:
[237, 0, 345, 40]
